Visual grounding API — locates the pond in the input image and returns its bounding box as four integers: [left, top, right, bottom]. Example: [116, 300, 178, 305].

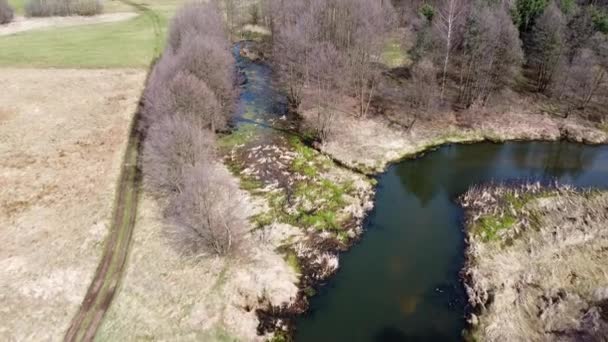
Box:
[295, 142, 608, 341]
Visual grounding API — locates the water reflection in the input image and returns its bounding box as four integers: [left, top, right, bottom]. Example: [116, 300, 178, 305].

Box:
[296, 142, 608, 342]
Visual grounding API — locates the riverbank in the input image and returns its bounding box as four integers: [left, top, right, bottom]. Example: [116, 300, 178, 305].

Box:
[228, 41, 608, 340]
[459, 184, 608, 341]
[300, 104, 608, 174]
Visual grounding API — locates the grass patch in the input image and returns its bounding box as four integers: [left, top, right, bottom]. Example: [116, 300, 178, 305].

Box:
[382, 36, 408, 68]
[217, 123, 258, 150]
[599, 120, 608, 134]
[472, 214, 517, 242]
[8, 0, 24, 15]
[285, 250, 301, 274]
[0, 0, 180, 68]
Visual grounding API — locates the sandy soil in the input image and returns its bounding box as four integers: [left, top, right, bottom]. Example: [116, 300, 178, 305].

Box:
[460, 185, 608, 341]
[0, 68, 146, 340]
[97, 164, 301, 341]
[303, 104, 608, 174]
[0, 13, 137, 36]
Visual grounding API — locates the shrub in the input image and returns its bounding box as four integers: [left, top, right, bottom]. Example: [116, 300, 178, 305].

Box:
[167, 1, 227, 53]
[141, 115, 216, 196]
[0, 0, 14, 24]
[25, 0, 102, 17]
[139, 1, 238, 257]
[165, 163, 244, 256]
[175, 37, 235, 116]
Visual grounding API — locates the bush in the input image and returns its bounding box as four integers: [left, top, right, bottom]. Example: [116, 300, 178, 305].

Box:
[140, 1, 238, 257]
[165, 163, 244, 256]
[167, 1, 227, 52]
[0, 0, 14, 24]
[141, 115, 216, 196]
[25, 0, 103, 17]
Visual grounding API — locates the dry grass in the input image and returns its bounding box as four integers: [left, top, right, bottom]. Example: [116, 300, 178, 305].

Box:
[301, 94, 608, 173]
[97, 164, 301, 341]
[0, 12, 136, 36]
[460, 184, 608, 341]
[0, 68, 146, 340]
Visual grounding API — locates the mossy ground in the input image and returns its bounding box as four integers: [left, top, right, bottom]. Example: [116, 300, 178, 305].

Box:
[222, 122, 366, 234]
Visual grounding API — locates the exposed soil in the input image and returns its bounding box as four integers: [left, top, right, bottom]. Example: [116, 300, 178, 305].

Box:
[0, 68, 146, 341]
[0, 13, 137, 36]
[460, 184, 608, 341]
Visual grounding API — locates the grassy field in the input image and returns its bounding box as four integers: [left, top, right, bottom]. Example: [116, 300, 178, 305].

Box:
[0, 0, 182, 68]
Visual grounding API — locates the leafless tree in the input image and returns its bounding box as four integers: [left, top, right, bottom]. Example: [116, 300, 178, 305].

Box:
[166, 163, 245, 256]
[435, 0, 466, 102]
[168, 1, 227, 53]
[528, 1, 566, 93]
[309, 42, 343, 141]
[269, 0, 395, 116]
[142, 115, 216, 196]
[458, 3, 523, 107]
[175, 34, 235, 118]
[409, 57, 440, 112]
[0, 0, 14, 24]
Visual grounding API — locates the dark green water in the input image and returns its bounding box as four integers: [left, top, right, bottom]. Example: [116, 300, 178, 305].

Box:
[230, 43, 608, 341]
[295, 142, 608, 342]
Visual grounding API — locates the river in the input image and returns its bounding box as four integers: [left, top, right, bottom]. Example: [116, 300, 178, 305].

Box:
[232, 43, 608, 342]
[295, 142, 608, 341]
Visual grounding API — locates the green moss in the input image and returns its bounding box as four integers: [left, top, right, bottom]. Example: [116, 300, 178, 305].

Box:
[473, 214, 517, 242]
[267, 331, 289, 342]
[599, 121, 608, 134]
[218, 124, 258, 150]
[303, 286, 317, 297]
[382, 37, 408, 68]
[251, 212, 274, 229]
[285, 251, 301, 274]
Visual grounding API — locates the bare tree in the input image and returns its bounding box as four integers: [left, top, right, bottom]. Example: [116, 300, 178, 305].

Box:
[166, 71, 224, 131]
[168, 1, 227, 53]
[458, 3, 523, 107]
[409, 57, 440, 112]
[309, 42, 343, 141]
[528, 1, 566, 93]
[0, 0, 14, 24]
[269, 0, 396, 116]
[175, 34, 235, 117]
[435, 0, 465, 102]
[166, 163, 245, 256]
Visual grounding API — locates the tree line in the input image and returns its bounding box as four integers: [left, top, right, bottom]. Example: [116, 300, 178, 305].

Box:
[140, 2, 242, 257]
[259, 0, 607, 140]
[395, 0, 608, 113]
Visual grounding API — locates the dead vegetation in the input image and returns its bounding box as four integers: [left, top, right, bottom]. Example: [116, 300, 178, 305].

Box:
[460, 183, 608, 341]
[0, 68, 146, 341]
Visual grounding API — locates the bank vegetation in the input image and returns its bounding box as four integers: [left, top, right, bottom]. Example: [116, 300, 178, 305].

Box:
[140, 1, 241, 257]
[460, 183, 608, 341]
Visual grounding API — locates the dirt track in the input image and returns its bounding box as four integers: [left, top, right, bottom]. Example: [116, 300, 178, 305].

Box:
[64, 121, 141, 342]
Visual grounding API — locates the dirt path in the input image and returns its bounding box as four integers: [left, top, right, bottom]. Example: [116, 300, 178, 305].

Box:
[0, 12, 137, 36]
[62, 3, 162, 341]
[63, 121, 141, 342]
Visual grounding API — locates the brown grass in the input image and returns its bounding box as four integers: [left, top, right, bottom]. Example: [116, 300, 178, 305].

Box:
[0, 68, 146, 341]
[460, 184, 608, 341]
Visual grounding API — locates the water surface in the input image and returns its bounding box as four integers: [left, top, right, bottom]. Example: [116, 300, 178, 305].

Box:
[295, 142, 608, 341]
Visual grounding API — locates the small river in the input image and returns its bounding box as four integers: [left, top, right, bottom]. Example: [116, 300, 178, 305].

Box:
[232, 43, 608, 342]
[295, 142, 608, 341]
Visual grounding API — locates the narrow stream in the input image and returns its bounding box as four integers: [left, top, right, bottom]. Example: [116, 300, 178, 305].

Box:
[231, 43, 608, 342]
[295, 142, 608, 341]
